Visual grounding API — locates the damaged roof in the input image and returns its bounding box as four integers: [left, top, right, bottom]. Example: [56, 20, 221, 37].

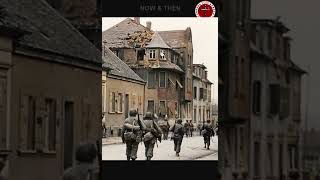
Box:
[0, 0, 101, 66]
[102, 18, 154, 48]
[102, 18, 190, 49]
[145, 31, 170, 49]
[158, 30, 188, 48]
[103, 47, 146, 83]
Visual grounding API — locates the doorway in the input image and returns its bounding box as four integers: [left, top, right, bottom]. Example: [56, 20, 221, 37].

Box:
[64, 101, 74, 170]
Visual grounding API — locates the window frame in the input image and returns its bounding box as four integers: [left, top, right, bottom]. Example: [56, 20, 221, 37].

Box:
[159, 71, 167, 88]
[149, 49, 156, 59]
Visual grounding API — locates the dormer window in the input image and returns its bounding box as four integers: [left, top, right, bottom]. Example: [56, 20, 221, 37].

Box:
[149, 49, 156, 59]
[160, 49, 166, 60]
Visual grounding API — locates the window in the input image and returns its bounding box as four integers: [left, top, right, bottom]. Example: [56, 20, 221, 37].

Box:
[199, 108, 202, 122]
[159, 101, 166, 115]
[111, 92, 116, 113]
[279, 144, 283, 177]
[254, 142, 260, 177]
[193, 108, 197, 123]
[45, 98, 56, 151]
[252, 81, 261, 114]
[200, 88, 204, 99]
[269, 84, 280, 115]
[193, 87, 197, 99]
[149, 49, 156, 59]
[203, 106, 205, 121]
[267, 143, 273, 176]
[147, 100, 155, 114]
[280, 87, 290, 119]
[288, 145, 298, 170]
[118, 93, 123, 113]
[137, 50, 145, 61]
[27, 96, 36, 151]
[160, 49, 166, 60]
[0, 73, 7, 150]
[159, 72, 166, 88]
[204, 88, 207, 100]
[148, 71, 156, 88]
[235, 56, 239, 97]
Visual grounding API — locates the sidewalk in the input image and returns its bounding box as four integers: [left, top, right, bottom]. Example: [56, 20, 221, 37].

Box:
[102, 137, 122, 145]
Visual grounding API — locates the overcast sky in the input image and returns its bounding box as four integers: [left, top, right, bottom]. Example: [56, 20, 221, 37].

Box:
[252, 1, 320, 130]
[102, 17, 218, 104]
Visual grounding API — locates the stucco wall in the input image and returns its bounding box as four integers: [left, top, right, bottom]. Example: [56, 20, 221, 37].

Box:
[9, 54, 101, 180]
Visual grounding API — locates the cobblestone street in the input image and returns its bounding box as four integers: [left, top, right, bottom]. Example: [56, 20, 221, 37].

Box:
[102, 135, 218, 160]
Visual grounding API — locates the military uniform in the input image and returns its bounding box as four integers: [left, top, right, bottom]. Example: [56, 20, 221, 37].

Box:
[189, 122, 194, 137]
[158, 118, 170, 140]
[170, 119, 185, 156]
[122, 110, 144, 160]
[202, 121, 214, 149]
[142, 112, 162, 160]
[184, 121, 190, 137]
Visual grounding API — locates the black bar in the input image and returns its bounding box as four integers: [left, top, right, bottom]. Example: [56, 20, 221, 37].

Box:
[102, 0, 219, 17]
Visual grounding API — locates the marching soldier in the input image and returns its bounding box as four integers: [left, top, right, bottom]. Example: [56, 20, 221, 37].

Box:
[122, 109, 145, 161]
[170, 119, 185, 157]
[157, 114, 170, 140]
[184, 120, 190, 137]
[189, 121, 194, 137]
[142, 112, 162, 160]
[202, 120, 215, 150]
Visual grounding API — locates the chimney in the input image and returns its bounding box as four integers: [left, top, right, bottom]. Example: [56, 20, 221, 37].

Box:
[134, 17, 140, 24]
[146, 21, 152, 30]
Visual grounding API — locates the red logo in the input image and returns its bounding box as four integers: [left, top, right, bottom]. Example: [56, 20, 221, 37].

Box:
[195, 1, 216, 17]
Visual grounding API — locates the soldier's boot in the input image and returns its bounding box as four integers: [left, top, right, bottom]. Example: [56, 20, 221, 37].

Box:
[127, 156, 131, 161]
[207, 145, 210, 150]
[131, 158, 136, 161]
[204, 143, 206, 148]
[146, 157, 151, 160]
[176, 152, 179, 157]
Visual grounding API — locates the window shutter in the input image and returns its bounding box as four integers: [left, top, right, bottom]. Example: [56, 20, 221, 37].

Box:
[109, 92, 113, 113]
[55, 98, 61, 147]
[19, 95, 29, 150]
[114, 93, 118, 113]
[36, 96, 46, 151]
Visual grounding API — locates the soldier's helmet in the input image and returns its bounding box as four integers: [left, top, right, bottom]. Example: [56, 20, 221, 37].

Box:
[129, 109, 138, 117]
[207, 119, 211, 123]
[177, 119, 182, 124]
[75, 142, 97, 163]
[144, 112, 153, 120]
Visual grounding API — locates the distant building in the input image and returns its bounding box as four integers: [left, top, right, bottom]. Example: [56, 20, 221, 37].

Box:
[218, 0, 252, 178]
[102, 18, 193, 123]
[0, 0, 101, 180]
[250, 19, 306, 180]
[192, 64, 213, 127]
[102, 47, 146, 137]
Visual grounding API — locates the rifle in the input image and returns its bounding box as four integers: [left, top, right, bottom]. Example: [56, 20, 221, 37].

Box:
[136, 108, 145, 144]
